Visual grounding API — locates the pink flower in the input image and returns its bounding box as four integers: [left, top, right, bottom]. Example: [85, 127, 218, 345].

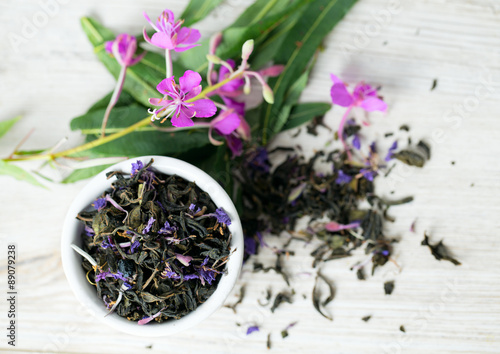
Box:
[149, 70, 217, 127]
[143, 9, 200, 52]
[105, 34, 145, 67]
[330, 74, 387, 112]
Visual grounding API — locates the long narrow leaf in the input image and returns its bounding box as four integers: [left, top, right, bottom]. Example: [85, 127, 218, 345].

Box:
[181, 0, 225, 26]
[0, 160, 46, 188]
[0, 116, 21, 139]
[282, 103, 332, 131]
[260, 0, 358, 143]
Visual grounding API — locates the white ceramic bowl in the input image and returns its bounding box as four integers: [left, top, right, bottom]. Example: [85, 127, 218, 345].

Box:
[61, 156, 243, 336]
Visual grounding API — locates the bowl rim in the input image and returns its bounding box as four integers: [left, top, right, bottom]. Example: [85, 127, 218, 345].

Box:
[61, 155, 244, 336]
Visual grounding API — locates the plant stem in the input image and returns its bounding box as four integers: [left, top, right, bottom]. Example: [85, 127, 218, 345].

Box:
[101, 65, 127, 138]
[165, 49, 172, 78]
[4, 73, 245, 163]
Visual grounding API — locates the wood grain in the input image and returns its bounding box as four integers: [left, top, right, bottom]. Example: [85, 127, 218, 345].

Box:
[0, 0, 499, 353]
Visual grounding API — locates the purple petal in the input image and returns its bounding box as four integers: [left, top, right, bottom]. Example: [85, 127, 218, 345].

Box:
[179, 70, 202, 93]
[246, 326, 259, 335]
[191, 99, 217, 118]
[244, 237, 256, 255]
[171, 108, 195, 127]
[105, 41, 113, 54]
[214, 112, 241, 135]
[151, 32, 174, 49]
[184, 85, 202, 100]
[157, 77, 177, 95]
[149, 97, 168, 106]
[173, 43, 201, 52]
[352, 134, 361, 150]
[177, 27, 201, 46]
[226, 135, 243, 157]
[360, 97, 387, 112]
[175, 254, 193, 266]
[330, 74, 353, 107]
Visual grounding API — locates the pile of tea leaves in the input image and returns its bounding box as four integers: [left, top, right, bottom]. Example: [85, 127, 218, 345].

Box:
[75, 159, 233, 324]
[227, 122, 449, 342]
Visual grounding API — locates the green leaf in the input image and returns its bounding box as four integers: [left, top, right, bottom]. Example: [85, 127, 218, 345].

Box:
[250, 11, 301, 69]
[181, 0, 225, 26]
[0, 116, 21, 139]
[77, 130, 211, 158]
[62, 164, 114, 184]
[260, 0, 358, 143]
[178, 0, 309, 74]
[86, 91, 137, 113]
[81, 17, 186, 107]
[0, 160, 46, 188]
[271, 58, 316, 134]
[282, 103, 332, 131]
[71, 104, 149, 134]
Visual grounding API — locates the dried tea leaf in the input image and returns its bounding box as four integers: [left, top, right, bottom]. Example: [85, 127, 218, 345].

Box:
[312, 272, 335, 321]
[393, 150, 426, 167]
[400, 325, 406, 333]
[270, 292, 293, 313]
[421, 232, 461, 266]
[384, 280, 395, 295]
[362, 315, 372, 322]
[224, 284, 246, 313]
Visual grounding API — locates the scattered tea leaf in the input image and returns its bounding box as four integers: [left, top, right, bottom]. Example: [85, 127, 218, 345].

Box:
[384, 280, 395, 295]
[312, 271, 335, 321]
[270, 291, 293, 313]
[362, 315, 372, 322]
[267, 333, 272, 350]
[421, 232, 461, 266]
[224, 285, 246, 313]
[393, 150, 426, 167]
[400, 325, 406, 333]
[430, 79, 438, 91]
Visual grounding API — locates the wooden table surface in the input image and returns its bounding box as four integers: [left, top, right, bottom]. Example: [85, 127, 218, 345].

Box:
[1, 0, 499, 353]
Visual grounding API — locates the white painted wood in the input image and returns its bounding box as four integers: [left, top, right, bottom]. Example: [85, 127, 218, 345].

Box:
[0, 0, 499, 353]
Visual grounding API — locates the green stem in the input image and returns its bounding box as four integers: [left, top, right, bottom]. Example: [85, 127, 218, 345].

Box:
[165, 49, 172, 78]
[101, 64, 127, 138]
[4, 73, 245, 163]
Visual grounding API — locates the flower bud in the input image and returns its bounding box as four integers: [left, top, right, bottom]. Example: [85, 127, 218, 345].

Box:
[262, 84, 274, 104]
[241, 39, 254, 61]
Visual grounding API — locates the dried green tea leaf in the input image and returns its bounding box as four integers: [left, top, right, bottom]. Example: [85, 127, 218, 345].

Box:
[362, 315, 372, 322]
[384, 281, 395, 295]
[224, 285, 246, 313]
[421, 232, 461, 266]
[393, 150, 426, 167]
[270, 292, 293, 313]
[400, 325, 406, 333]
[312, 272, 335, 321]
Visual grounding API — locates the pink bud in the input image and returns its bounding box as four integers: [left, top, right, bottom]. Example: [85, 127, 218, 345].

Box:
[209, 32, 223, 55]
[259, 65, 285, 77]
[241, 39, 254, 61]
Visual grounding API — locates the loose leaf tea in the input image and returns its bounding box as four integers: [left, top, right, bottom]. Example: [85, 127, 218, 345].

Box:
[75, 159, 233, 324]
[421, 232, 461, 266]
[384, 281, 395, 295]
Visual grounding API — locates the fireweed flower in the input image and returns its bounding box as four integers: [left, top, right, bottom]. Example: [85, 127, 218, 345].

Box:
[143, 9, 200, 52]
[105, 34, 145, 67]
[330, 74, 387, 157]
[101, 34, 145, 138]
[149, 70, 217, 127]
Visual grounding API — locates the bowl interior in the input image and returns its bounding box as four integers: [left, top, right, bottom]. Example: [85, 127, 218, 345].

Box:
[61, 156, 243, 336]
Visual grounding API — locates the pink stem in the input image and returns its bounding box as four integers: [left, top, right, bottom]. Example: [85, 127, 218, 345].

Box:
[338, 105, 354, 160]
[101, 65, 127, 138]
